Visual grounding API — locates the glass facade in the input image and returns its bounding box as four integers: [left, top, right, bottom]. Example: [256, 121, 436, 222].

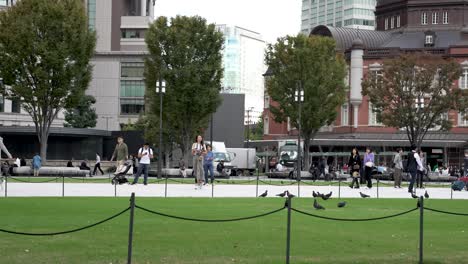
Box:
[301, 0, 376, 33]
[87, 0, 96, 30]
[120, 62, 145, 115]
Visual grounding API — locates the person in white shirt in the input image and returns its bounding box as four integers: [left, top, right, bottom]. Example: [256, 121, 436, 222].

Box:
[14, 157, 21, 168]
[131, 143, 154, 185]
[93, 153, 104, 176]
[276, 162, 285, 172]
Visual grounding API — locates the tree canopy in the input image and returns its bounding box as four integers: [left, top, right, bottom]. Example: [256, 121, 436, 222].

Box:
[144, 15, 224, 161]
[0, 0, 96, 161]
[64, 95, 97, 128]
[265, 34, 347, 170]
[362, 54, 468, 147]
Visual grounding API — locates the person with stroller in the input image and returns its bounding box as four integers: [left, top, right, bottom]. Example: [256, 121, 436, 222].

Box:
[348, 148, 361, 189]
[131, 143, 153, 185]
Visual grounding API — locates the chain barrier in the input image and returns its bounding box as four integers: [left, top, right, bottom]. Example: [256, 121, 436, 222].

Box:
[0, 207, 130, 236]
[135, 204, 285, 222]
[291, 207, 418, 222]
[7, 176, 61, 183]
[423, 207, 468, 216]
[258, 179, 298, 186]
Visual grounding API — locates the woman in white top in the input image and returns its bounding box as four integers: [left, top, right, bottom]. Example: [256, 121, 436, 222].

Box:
[192, 135, 206, 189]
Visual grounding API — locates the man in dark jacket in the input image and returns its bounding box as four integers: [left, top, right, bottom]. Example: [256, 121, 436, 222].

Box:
[407, 145, 418, 193]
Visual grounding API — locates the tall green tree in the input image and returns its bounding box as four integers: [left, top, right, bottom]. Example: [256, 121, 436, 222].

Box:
[265, 34, 347, 170]
[362, 54, 468, 148]
[64, 95, 97, 128]
[144, 16, 223, 162]
[0, 0, 96, 161]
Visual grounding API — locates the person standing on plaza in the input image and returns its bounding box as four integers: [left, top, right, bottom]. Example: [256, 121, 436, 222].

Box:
[407, 145, 421, 193]
[110, 136, 128, 167]
[393, 148, 403, 188]
[192, 135, 206, 189]
[363, 147, 374, 188]
[93, 153, 104, 176]
[348, 147, 361, 189]
[132, 143, 153, 185]
[203, 145, 214, 185]
[417, 150, 426, 188]
[32, 153, 41, 177]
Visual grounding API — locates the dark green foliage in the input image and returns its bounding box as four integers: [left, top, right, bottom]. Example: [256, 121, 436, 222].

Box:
[0, 0, 96, 161]
[64, 95, 97, 128]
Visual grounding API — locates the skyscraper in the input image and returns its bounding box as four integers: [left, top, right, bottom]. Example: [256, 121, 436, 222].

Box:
[301, 0, 376, 35]
[216, 25, 267, 123]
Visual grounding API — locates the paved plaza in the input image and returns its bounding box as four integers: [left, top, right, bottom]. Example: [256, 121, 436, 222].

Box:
[1, 178, 467, 199]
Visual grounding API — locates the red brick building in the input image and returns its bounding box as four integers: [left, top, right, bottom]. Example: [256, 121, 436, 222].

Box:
[259, 0, 468, 169]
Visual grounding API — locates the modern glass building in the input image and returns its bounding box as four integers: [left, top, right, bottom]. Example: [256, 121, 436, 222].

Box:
[216, 25, 267, 123]
[301, 0, 376, 35]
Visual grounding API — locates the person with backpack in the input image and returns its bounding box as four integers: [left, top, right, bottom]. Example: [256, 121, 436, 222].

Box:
[131, 143, 153, 185]
[393, 148, 403, 188]
[407, 145, 423, 193]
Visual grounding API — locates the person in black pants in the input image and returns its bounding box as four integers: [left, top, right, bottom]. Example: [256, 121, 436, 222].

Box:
[348, 148, 361, 188]
[363, 147, 375, 188]
[407, 145, 419, 193]
[93, 153, 104, 176]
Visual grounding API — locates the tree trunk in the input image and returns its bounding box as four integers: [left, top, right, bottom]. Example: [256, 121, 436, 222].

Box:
[39, 131, 48, 165]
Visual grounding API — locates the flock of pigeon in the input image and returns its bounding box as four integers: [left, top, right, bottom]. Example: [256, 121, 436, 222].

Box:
[258, 189, 430, 210]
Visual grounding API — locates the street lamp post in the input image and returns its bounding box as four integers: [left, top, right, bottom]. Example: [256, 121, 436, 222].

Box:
[295, 82, 304, 180]
[156, 79, 166, 178]
[246, 107, 254, 175]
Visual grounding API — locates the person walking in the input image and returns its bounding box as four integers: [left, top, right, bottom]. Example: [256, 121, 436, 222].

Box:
[348, 147, 361, 189]
[32, 153, 41, 177]
[393, 148, 403, 188]
[93, 153, 104, 176]
[203, 145, 215, 185]
[407, 145, 419, 193]
[110, 136, 128, 167]
[417, 151, 425, 188]
[192, 135, 206, 189]
[363, 147, 374, 188]
[132, 143, 153, 185]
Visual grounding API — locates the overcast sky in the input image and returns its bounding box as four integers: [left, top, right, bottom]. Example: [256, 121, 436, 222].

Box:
[154, 0, 302, 44]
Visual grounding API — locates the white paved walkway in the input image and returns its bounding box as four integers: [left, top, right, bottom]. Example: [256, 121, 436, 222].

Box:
[1, 181, 467, 199]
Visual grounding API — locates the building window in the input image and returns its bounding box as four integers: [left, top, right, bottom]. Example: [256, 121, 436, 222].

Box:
[384, 18, 388, 30]
[459, 69, 468, 89]
[459, 111, 468, 126]
[264, 95, 270, 109]
[432, 12, 438, 24]
[120, 98, 145, 115]
[120, 80, 145, 97]
[415, 98, 425, 109]
[421, 12, 427, 25]
[121, 62, 144, 78]
[396, 15, 400, 27]
[87, 0, 96, 30]
[390, 16, 394, 29]
[341, 103, 349, 126]
[264, 117, 269, 134]
[11, 99, 20, 113]
[368, 102, 382, 126]
[443, 11, 448, 24]
[425, 35, 434, 46]
[121, 29, 145, 39]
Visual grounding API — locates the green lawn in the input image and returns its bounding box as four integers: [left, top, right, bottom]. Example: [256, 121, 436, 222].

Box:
[0, 197, 467, 263]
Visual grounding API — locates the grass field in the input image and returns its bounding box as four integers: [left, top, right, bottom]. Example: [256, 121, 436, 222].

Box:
[0, 197, 467, 264]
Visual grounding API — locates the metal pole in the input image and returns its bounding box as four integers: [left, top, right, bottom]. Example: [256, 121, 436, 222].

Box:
[285, 196, 292, 264]
[451, 187, 453, 200]
[419, 196, 424, 264]
[377, 178, 379, 199]
[62, 176, 65, 197]
[211, 181, 214, 198]
[256, 172, 259, 197]
[158, 78, 163, 179]
[164, 174, 168, 198]
[4, 175, 7, 197]
[210, 114, 213, 148]
[127, 193, 136, 264]
[114, 183, 117, 197]
[338, 179, 341, 199]
[297, 178, 300, 198]
[246, 108, 251, 177]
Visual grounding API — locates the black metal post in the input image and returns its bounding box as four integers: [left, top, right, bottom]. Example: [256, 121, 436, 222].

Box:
[451, 187, 453, 200]
[419, 196, 424, 264]
[164, 174, 168, 198]
[114, 183, 117, 197]
[377, 178, 380, 199]
[297, 178, 300, 198]
[211, 181, 214, 198]
[210, 114, 213, 148]
[127, 193, 136, 264]
[4, 175, 7, 197]
[338, 179, 341, 199]
[286, 196, 292, 264]
[62, 176, 65, 197]
[256, 173, 259, 197]
[158, 78, 164, 179]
